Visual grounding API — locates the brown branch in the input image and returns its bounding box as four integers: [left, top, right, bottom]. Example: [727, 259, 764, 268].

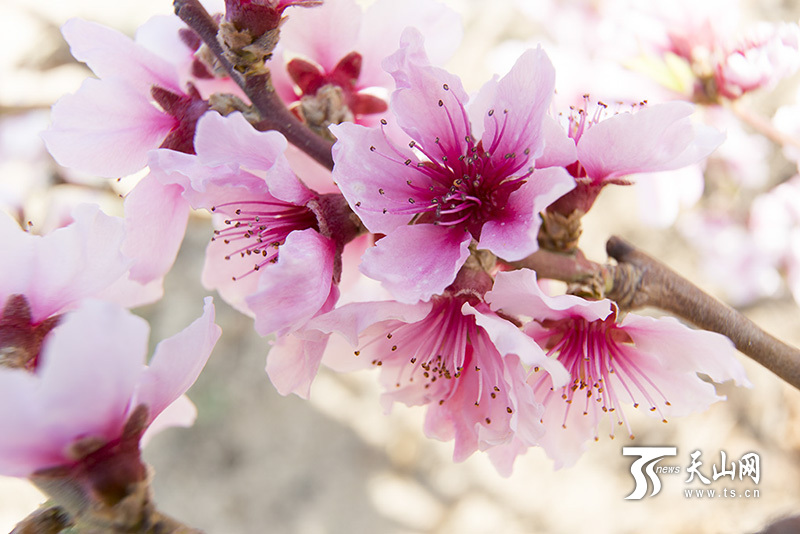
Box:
[507, 248, 605, 285]
[173, 0, 334, 170]
[606, 235, 800, 391]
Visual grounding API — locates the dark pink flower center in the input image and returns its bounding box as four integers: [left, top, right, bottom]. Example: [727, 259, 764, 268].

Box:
[354, 297, 512, 415]
[211, 199, 318, 280]
[531, 314, 671, 440]
[370, 86, 535, 239]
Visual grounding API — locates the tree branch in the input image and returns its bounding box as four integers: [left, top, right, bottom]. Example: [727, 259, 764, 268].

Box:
[173, 0, 335, 170]
[606, 235, 800, 391]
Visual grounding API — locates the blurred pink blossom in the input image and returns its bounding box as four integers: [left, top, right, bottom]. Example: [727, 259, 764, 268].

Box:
[0, 297, 220, 477]
[42, 18, 210, 178]
[271, 0, 462, 128]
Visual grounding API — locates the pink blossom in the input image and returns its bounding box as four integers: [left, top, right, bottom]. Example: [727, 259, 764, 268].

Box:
[0, 297, 220, 477]
[0, 204, 130, 322]
[151, 111, 339, 336]
[542, 99, 723, 215]
[623, 0, 800, 102]
[271, 0, 462, 128]
[714, 22, 800, 100]
[486, 269, 750, 468]
[331, 29, 574, 303]
[270, 290, 568, 473]
[42, 18, 209, 178]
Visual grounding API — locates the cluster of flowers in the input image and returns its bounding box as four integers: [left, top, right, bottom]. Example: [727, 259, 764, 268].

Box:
[10, 0, 800, 513]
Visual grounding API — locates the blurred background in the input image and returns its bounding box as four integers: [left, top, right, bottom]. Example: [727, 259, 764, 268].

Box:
[1, 0, 800, 532]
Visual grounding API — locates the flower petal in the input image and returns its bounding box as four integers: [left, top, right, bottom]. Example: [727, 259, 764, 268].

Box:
[330, 121, 422, 233]
[61, 18, 180, 93]
[462, 303, 569, 387]
[266, 331, 329, 399]
[477, 167, 575, 261]
[42, 79, 175, 177]
[486, 269, 613, 323]
[0, 205, 131, 322]
[135, 297, 221, 423]
[360, 224, 471, 303]
[577, 102, 724, 183]
[246, 229, 338, 336]
[122, 171, 190, 284]
[383, 28, 470, 157]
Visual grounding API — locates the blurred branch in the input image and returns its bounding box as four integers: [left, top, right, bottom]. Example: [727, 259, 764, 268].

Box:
[173, 0, 335, 170]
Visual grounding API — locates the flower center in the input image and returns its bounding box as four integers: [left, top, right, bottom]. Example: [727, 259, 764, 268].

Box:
[531, 315, 671, 440]
[211, 199, 318, 280]
[370, 86, 535, 239]
[353, 297, 512, 417]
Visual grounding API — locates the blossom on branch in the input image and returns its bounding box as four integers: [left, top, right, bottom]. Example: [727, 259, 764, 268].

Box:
[486, 269, 751, 468]
[151, 111, 356, 336]
[268, 274, 569, 474]
[542, 99, 724, 216]
[332, 28, 574, 303]
[42, 19, 211, 178]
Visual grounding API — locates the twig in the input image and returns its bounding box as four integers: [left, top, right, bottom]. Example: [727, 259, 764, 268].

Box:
[173, 0, 334, 170]
[606, 235, 800, 391]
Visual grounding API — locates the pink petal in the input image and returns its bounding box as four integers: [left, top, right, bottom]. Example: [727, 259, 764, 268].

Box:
[42, 78, 175, 177]
[360, 224, 471, 303]
[200, 235, 260, 316]
[135, 297, 221, 422]
[462, 303, 569, 387]
[140, 395, 197, 448]
[61, 18, 180, 93]
[134, 15, 192, 73]
[37, 301, 148, 459]
[477, 167, 575, 261]
[278, 0, 361, 73]
[330, 121, 422, 233]
[194, 112, 314, 205]
[0, 370, 53, 476]
[0, 205, 131, 322]
[620, 314, 751, 387]
[478, 47, 556, 168]
[577, 102, 724, 183]
[307, 299, 433, 346]
[152, 149, 273, 211]
[383, 28, 471, 157]
[122, 171, 190, 284]
[247, 229, 338, 336]
[266, 331, 329, 398]
[358, 0, 463, 89]
[536, 115, 578, 169]
[486, 269, 613, 323]
[94, 273, 164, 309]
